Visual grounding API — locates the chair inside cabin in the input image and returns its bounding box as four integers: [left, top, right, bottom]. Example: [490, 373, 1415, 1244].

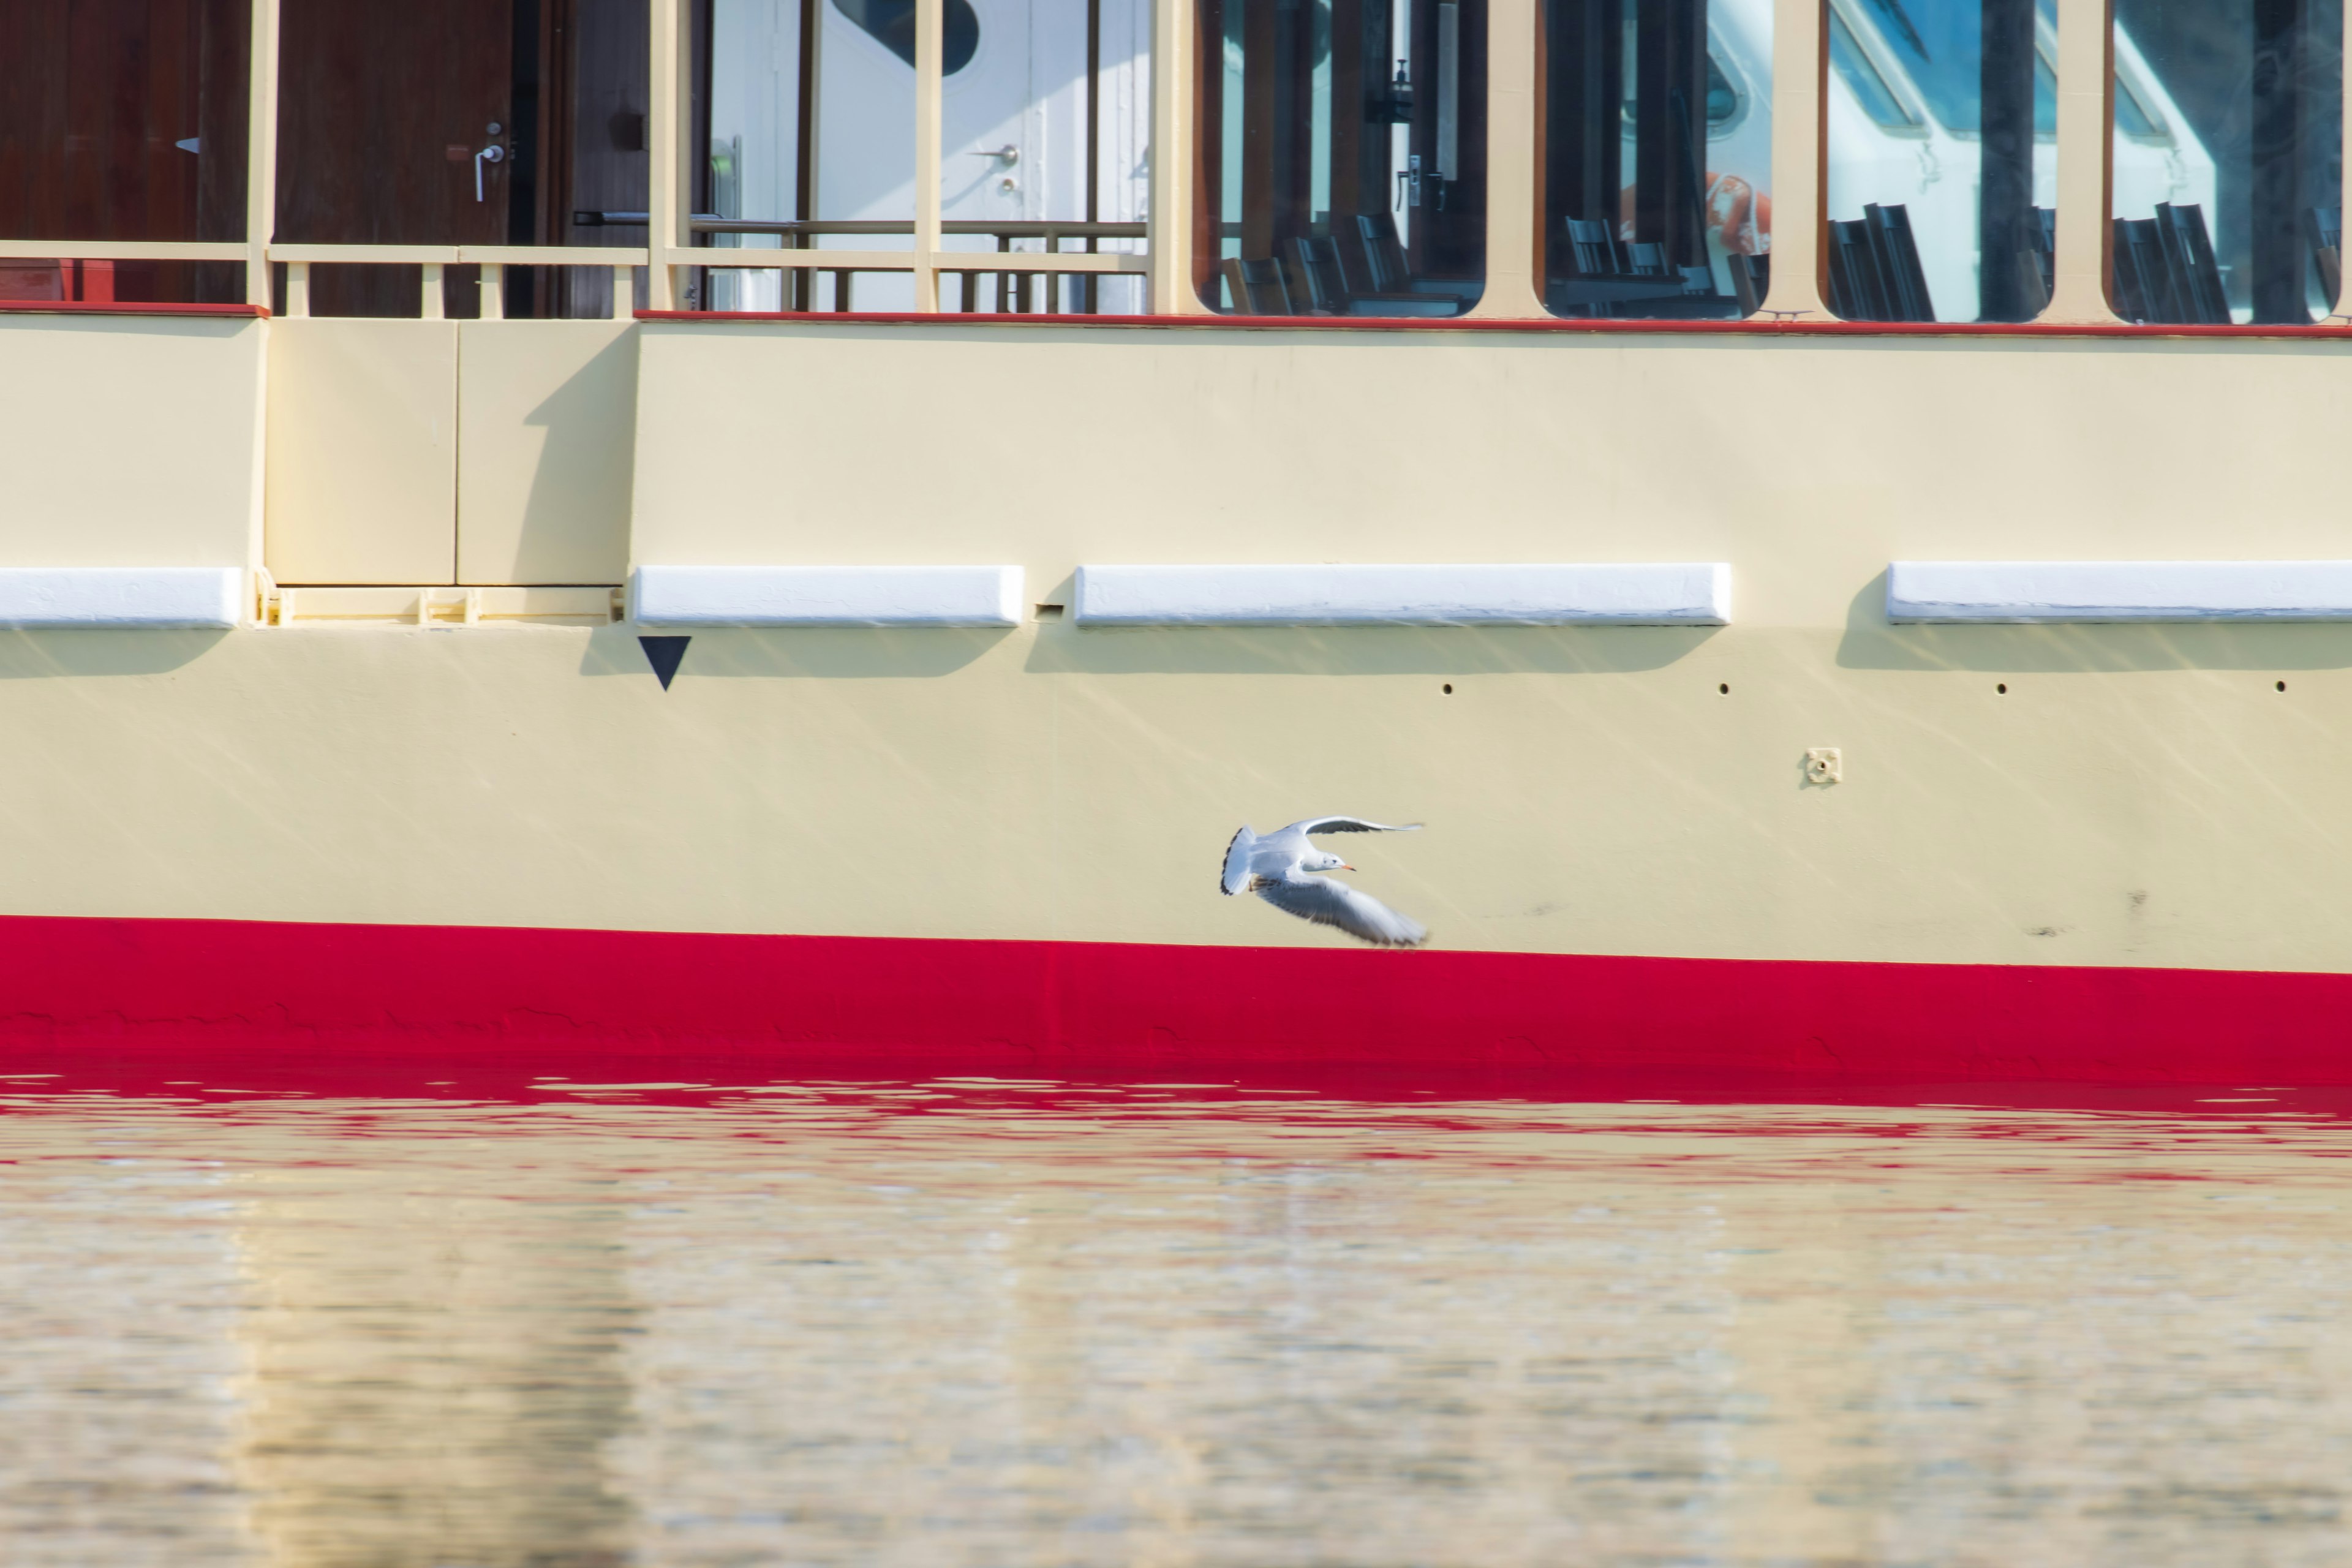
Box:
[1563, 217, 1627, 281]
[1323, 225, 1460, 317]
[1290, 233, 1442, 318]
[2310, 206, 2343, 311]
[1825, 203, 1936, 323]
[1726, 252, 1770, 316]
[2162, 203, 2233, 322]
[2011, 205, 2057, 316]
[1351, 214, 1483, 303]
[1548, 216, 1740, 319]
[0, 262, 69, 302]
[1221, 256, 1295, 315]
[2109, 203, 2232, 323]
[1286, 238, 1339, 314]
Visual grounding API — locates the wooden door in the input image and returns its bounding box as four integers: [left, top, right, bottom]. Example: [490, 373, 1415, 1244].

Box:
[275, 0, 516, 316]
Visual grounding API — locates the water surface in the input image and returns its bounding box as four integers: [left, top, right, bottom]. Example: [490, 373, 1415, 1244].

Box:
[3, 1076, 2348, 1566]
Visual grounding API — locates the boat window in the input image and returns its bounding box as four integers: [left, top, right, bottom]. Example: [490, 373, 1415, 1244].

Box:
[2113, 67, 2162, 139]
[703, 0, 1150, 315]
[1540, 0, 1759, 321]
[0, 0, 250, 307]
[1621, 42, 1747, 129]
[1825, 0, 2051, 323]
[1830, 10, 1921, 131]
[1851, 0, 2058, 137]
[2109, 0, 2343, 323]
[1194, 0, 1488, 317]
[831, 0, 981, 74]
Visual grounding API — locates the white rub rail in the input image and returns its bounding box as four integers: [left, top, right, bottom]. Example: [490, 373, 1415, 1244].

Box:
[1888, 562, 2352, 622]
[1071, 564, 1734, 627]
[632, 565, 1026, 627]
[0, 568, 244, 630]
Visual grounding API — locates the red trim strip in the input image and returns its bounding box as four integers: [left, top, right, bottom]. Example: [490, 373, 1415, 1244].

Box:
[0, 914, 2346, 1088]
[0, 300, 268, 318]
[636, 307, 2352, 341]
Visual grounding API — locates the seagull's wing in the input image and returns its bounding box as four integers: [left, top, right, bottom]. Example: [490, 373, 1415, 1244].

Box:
[1220, 826, 1258, 895]
[1288, 816, 1424, 837]
[1254, 874, 1430, 948]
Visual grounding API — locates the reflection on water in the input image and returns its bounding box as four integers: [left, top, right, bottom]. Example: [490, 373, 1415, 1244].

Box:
[2, 1079, 2351, 1565]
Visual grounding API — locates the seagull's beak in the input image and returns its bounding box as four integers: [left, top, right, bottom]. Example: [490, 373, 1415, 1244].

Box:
[1340, 863, 1357, 872]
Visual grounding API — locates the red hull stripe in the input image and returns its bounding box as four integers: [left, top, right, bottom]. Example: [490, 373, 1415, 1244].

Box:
[0, 914, 2346, 1087]
[0, 300, 268, 318]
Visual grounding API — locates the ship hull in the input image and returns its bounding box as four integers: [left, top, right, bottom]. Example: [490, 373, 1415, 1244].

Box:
[7, 314, 2352, 1090]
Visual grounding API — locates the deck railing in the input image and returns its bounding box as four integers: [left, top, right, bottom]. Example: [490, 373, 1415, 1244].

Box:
[685, 220, 1148, 315]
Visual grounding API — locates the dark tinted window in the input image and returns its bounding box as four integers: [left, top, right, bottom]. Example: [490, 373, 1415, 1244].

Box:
[1542, 0, 1753, 321]
[832, 0, 981, 74]
[2109, 0, 2342, 323]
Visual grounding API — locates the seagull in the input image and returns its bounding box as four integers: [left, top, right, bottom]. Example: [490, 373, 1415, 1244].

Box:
[1220, 816, 1429, 948]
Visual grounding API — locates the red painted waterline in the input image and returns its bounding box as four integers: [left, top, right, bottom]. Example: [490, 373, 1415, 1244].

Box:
[638, 307, 2352, 341]
[0, 300, 268, 318]
[0, 914, 2346, 1087]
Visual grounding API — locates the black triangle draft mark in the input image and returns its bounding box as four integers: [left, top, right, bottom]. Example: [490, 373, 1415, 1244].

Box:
[639, 635, 690, 690]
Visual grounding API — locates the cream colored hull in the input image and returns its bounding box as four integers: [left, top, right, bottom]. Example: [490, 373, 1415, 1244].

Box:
[0, 616, 2342, 978]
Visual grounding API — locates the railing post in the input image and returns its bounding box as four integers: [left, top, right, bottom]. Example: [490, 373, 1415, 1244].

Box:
[244, 0, 281, 308]
[284, 260, 309, 317]
[913, 0, 943, 309]
[2044, 0, 2120, 322]
[421, 262, 445, 319]
[1148, 0, 1204, 312]
[647, 0, 684, 310]
[1758, 0, 1828, 316]
[478, 262, 504, 320]
[1463, 0, 1542, 318]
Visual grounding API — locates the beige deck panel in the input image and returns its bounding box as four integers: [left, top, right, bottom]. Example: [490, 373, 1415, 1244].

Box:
[0, 314, 263, 568]
[455, 320, 636, 586]
[265, 319, 458, 586]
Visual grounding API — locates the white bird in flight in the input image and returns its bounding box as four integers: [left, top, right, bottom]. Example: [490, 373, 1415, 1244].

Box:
[1220, 816, 1429, 948]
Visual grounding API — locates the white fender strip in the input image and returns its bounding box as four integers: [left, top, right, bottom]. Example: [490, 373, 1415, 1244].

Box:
[633, 565, 1024, 627]
[0, 567, 243, 629]
[1888, 561, 2352, 623]
[1072, 563, 1732, 627]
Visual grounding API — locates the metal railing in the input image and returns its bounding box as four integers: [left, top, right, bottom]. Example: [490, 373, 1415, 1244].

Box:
[678, 218, 1151, 314]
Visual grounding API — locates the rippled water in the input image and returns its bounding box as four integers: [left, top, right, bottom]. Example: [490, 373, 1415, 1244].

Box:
[4, 1076, 2351, 1566]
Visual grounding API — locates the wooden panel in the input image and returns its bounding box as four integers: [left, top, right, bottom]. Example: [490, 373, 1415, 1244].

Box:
[454, 320, 635, 584]
[0, 0, 247, 301]
[265, 319, 458, 584]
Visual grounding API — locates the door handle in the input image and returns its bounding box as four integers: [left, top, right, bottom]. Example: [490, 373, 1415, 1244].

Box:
[473, 143, 505, 202]
[968, 145, 1019, 164]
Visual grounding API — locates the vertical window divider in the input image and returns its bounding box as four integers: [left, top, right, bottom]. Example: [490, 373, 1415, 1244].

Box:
[245, 0, 282, 308]
[649, 0, 687, 311]
[2045, 0, 2121, 322]
[914, 0, 944, 310]
[1760, 0, 1828, 317]
[1150, 0, 1204, 312]
[1464, 0, 1542, 317]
